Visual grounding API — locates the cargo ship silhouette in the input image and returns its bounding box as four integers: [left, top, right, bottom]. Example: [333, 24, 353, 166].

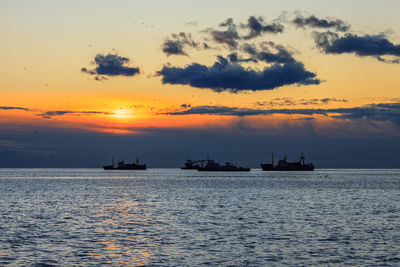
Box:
[103, 156, 146, 170]
[261, 153, 314, 171]
[196, 159, 250, 172]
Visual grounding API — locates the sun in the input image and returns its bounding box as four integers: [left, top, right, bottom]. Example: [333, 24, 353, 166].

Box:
[111, 108, 134, 119]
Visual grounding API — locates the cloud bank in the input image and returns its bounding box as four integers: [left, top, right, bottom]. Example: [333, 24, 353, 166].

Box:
[157, 55, 320, 93]
[158, 15, 322, 93]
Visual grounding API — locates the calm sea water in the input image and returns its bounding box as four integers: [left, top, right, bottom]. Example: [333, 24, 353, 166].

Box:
[0, 169, 399, 266]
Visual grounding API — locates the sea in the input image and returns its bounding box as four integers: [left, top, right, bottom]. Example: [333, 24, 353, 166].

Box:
[0, 168, 399, 266]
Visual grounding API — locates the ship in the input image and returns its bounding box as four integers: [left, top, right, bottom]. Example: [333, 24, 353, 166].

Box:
[103, 156, 147, 170]
[181, 159, 205, 170]
[261, 153, 314, 171]
[197, 159, 250, 172]
[260, 153, 276, 171]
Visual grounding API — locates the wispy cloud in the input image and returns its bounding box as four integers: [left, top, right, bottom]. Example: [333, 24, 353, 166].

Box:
[243, 16, 284, 39]
[0, 140, 28, 151]
[161, 32, 199, 56]
[292, 14, 350, 32]
[166, 102, 400, 125]
[38, 110, 112, 119]
[207, 18, 241, 49]
[184, 20, 198, 26]
[255, 98, 348, 107]
[0, 105, 116, 120]
[241, 42, 296, 64]
[203, 16, 284, 49]
[0, 106, 31, 111]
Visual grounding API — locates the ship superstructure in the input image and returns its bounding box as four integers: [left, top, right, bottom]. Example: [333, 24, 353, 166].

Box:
[181, 159, 205, 170]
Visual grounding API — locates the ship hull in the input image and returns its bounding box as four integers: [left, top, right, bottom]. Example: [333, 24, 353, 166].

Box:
[103, 168, 147, 170]
[261, 154, 314, 171]
[197, 168, 250, 172]
[103, 165, 115, 170]
[103, 165, 147, 170]
[275, 166, 314, 171]
[265, 168, 314, 171]
[260, 164, 275, 171]
[260, 165, 314, 171]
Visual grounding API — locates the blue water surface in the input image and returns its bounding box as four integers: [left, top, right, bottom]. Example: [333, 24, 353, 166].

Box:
[0, 168, 399, 266]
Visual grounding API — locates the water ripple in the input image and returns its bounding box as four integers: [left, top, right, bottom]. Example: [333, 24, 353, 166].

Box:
[0, 168, 399, 265]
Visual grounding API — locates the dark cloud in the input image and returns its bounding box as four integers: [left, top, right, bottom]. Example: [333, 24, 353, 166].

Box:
[208, 18, 240, 49]
[219, 18, 235, 27]
[157, 55, 320, 93]
[162, 32, 198, 56]
[39, 110, 111, 119]
[162, 40, 185, 56]
[293, 15, 350, 32]
[210, 29, 240, 49]
[205, 17, 284, 49]
[81, 53, 140, 80]
[180, 104, 191, 108]
[227, 52, 257, 63]
[244, 16, 284, 39]
[166, 102, 400, 125]
[313, 32, 400, 62]
[242, 42, 296, 64]
[0, 106, 31, 111]
[94, 76, 108, 81]
[376, 56, 400, 64]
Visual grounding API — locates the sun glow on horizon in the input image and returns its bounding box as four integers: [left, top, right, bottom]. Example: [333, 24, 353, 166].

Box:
[111, 108, 135, 119]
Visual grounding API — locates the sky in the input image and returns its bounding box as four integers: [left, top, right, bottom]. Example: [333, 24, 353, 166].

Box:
[1, 0, 400, 168]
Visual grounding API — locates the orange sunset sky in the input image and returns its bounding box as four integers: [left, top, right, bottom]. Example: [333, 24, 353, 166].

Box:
[1, 0, 400, 167]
